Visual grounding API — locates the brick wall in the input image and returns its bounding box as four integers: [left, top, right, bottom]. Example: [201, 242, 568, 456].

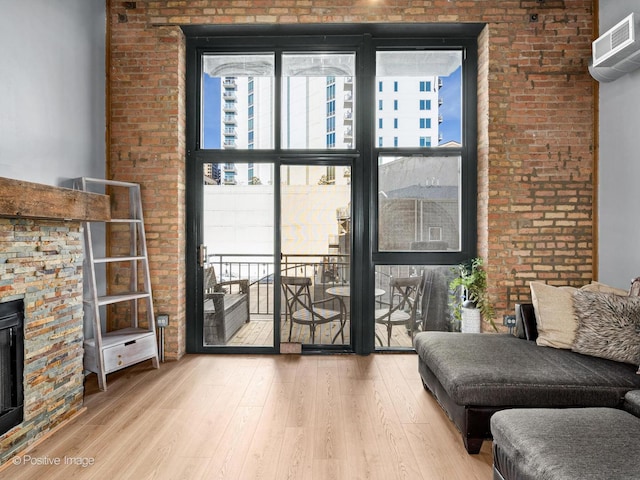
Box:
[108, 0, 595, 352]
[109, 0, 186, 358]
[0, 219, 85, 463]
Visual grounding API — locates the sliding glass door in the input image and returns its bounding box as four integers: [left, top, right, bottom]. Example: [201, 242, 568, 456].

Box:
[280, 164, 351, 348]
[201, 162, 276, 347]
[198, 161, 352, 350]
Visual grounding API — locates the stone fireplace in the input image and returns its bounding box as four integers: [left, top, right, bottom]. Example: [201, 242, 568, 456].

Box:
[0, 177, 109, 464]
[0, 299, 24, 437]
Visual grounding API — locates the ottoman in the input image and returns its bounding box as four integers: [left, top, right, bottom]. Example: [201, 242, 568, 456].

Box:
[490, 406, 640, 480]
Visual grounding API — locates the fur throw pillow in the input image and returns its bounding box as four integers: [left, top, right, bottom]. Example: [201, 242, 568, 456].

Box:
[572, 291, 640, 367]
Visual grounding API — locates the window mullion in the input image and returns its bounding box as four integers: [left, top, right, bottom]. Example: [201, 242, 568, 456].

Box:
[274, 50, 282, 152]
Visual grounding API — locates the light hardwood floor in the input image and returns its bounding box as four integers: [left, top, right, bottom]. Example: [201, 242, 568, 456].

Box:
[1, 354, 493, 480]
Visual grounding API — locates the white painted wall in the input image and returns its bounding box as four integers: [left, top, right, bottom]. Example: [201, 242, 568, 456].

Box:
[0, 1, 106, 338]
[597, 0, 640, 288]
[0, 0, 105, 187]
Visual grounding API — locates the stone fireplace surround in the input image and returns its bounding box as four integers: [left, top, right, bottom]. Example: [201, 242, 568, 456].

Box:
[0, 177, 109, 464]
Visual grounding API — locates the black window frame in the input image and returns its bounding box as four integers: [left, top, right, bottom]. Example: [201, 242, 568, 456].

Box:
[183, 23, 483, 354]
[372, 37, 479, 267]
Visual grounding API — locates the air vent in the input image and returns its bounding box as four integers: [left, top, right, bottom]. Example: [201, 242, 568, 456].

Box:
[592, 13, 640, 68]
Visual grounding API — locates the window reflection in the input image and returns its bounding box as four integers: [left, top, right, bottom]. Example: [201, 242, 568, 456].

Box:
[201, 54, 274, 150]
[282, 53, 356, 149]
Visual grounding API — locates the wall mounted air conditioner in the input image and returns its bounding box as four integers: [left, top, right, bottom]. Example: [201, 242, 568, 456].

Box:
[589, 13, 640, 82]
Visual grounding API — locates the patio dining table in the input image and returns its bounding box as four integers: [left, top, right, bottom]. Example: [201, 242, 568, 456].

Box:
[325, 286, 385, 343]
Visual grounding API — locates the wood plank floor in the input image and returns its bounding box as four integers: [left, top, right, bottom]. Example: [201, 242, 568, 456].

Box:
[1, 354, 493, 480]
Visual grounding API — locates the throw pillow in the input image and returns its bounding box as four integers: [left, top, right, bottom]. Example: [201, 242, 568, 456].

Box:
[581, 281, 629, 296]
[572, 290, 640, 366]
[530, 282, 578, 349]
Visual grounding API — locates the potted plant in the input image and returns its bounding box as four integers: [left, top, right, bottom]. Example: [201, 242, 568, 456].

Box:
[449, 257, 497, 332]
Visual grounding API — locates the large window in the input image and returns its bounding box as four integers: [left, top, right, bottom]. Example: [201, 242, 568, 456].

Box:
[201, 53, 275, 150]
[376, 50, 464, 252]
[200, 52, 356, 151]
[282, 53, 356, 149]
[186, 24, 480, 354]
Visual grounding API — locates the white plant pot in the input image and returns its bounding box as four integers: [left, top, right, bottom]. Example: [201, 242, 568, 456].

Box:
[461, 307, 481, 333]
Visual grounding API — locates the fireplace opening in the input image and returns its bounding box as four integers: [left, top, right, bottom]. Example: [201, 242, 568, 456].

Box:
[0, 299, 24, 436]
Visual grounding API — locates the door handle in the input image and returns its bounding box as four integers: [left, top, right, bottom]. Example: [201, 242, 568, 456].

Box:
[198, 244, 207, 268]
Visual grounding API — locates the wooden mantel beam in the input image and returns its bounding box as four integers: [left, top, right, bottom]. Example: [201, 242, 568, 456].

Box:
[0, 177, 110, 222]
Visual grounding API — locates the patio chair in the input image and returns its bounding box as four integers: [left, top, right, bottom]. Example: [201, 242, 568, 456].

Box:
[417, 269, 451, 332]
[281, 276, 342, 344]
[203, 266, 250, 344]
[375, 275, 423, 347]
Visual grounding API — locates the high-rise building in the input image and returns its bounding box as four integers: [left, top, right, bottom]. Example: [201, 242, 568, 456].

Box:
[204, 70, 449, 185]
[376, 77, 442, 148]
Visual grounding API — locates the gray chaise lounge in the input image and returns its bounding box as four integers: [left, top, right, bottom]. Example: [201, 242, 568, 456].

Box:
[414, 303, 640, 454]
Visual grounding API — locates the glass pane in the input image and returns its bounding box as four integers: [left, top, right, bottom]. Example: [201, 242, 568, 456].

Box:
[374, 265, 458, 350]
[375, 50, 462, 148]
[282, 53, 355, 149]
[202, 162, 275, 347]
[280, 164, 351, 346]
[378, 155, 460, 252]
[202, 54, 274, 149]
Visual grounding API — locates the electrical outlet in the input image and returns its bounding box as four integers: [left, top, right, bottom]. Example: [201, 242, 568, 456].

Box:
[503, 314, 516, 327]
[157, 314, 169, 328]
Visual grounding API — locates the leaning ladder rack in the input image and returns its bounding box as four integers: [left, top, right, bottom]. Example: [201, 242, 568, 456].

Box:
[74, 177, 159, 391]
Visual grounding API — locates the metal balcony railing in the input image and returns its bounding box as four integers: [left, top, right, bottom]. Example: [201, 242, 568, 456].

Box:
[206, 253, 350, 315]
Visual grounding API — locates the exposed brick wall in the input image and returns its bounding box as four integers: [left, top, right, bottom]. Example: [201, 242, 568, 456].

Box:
[477, 25, 490, 265]
[107, 0, 595, 348]
[109, 1, 186, 358]
[483, 5, 596, 314]
[0, 219, 85, 462]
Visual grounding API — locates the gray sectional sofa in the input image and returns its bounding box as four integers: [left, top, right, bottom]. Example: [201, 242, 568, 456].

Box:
[491, 390, 640, 480]
[414, 303, 640, 455]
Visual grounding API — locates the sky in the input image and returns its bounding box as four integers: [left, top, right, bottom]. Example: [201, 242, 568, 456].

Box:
[202, 75, 221, 149]
[438, 65, 462, 145]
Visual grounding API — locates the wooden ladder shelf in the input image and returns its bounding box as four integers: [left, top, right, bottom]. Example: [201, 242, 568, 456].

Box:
[74, 178, 159, 391]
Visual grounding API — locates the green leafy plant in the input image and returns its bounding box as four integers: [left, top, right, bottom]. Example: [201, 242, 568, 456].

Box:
[449, 257, 497, 331]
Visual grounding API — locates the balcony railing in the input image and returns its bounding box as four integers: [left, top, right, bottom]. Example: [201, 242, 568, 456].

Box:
[206, 253, 350, 315]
